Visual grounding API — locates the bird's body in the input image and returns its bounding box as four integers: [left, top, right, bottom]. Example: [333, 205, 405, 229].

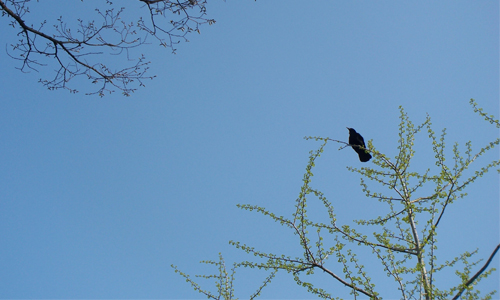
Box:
[347, 127, 372, 162]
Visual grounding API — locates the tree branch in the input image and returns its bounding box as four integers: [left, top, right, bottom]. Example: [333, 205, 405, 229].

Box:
[451, 243, 500, 300]
[313, 263, 379, 299]
[1, 0, 213, 95]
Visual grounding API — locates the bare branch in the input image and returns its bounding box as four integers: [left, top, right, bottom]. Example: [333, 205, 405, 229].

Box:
[1, 0, 214, 95]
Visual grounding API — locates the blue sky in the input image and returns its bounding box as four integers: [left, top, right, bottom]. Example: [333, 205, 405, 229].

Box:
[0, 0, 498, 299]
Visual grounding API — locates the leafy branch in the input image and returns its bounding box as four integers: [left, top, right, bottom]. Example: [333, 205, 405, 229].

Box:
[229, 100, 499, 299]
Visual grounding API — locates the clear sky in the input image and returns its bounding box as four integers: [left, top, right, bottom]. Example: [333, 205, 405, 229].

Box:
[0, 1, 498, 299]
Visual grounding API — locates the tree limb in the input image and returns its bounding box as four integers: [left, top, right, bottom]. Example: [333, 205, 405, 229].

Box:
[0, 0, 212, 95]
[452, 243, 500, 300]
[313, 263, 379, 299]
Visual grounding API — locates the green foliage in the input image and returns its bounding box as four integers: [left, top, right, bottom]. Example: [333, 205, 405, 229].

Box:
[175, 99, 499, 299]
[469, 99, 500, 129]
[229, 100, 499, 299]
[171, 253, 276, 300]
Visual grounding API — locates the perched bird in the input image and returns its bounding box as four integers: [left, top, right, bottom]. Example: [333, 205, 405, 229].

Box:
[347, 127, 372, 162]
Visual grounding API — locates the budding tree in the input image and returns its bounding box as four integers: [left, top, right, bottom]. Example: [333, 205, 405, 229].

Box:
[1, 0, 215, 96]
[175, 99, 499, 299]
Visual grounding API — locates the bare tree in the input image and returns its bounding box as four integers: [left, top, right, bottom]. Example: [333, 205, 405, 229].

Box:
[1, 0, 215, 96]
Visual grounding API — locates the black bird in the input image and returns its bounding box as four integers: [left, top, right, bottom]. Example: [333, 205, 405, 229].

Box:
[347, 127, 372, 162]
